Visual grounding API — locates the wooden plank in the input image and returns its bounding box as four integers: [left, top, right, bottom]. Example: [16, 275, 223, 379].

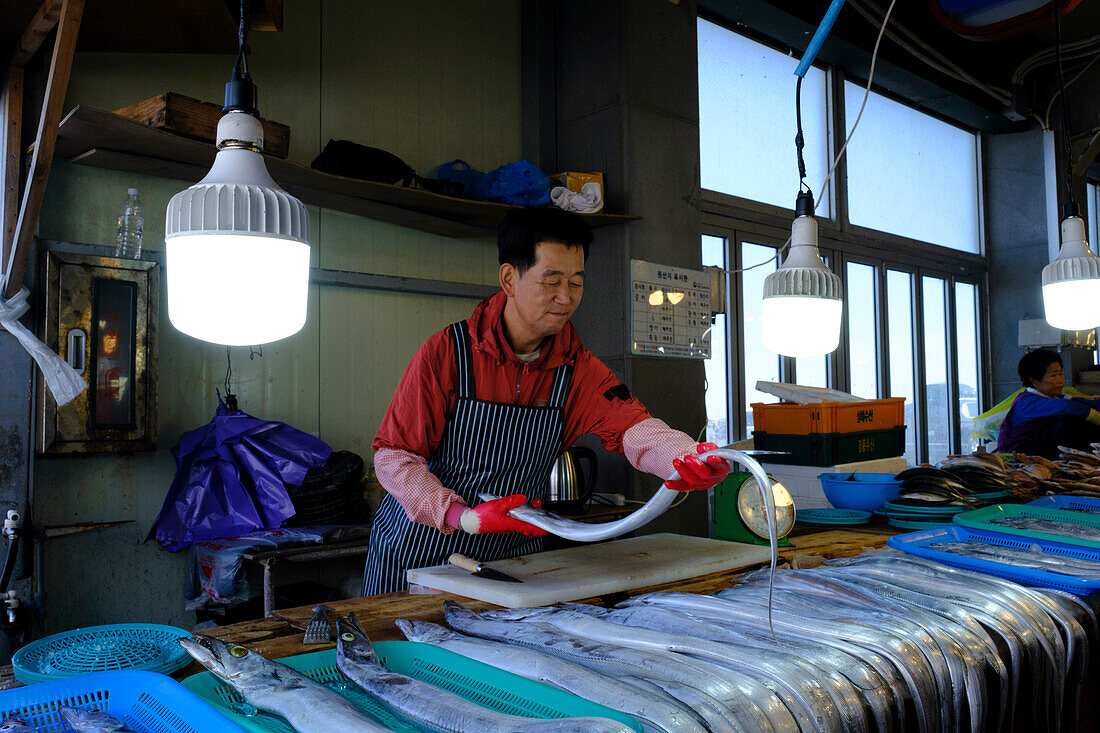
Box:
[10, 0, 62, 66]
[3, 0, 82, 299]
[68, 148, 208, 183]
[52, 107, 640, 237]
[112, 92, 291, 159]
[1, 67, 23, 273]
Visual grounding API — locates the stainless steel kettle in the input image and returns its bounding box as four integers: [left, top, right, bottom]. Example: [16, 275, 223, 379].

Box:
[546, 446, 598, 513]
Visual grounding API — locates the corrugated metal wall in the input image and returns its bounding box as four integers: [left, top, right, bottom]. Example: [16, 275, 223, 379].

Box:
[32, 0, 520, 631]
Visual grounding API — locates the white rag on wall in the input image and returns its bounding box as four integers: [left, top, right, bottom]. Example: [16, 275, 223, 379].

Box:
[551, 181, 604, 214]
[0, 287, 86, 406]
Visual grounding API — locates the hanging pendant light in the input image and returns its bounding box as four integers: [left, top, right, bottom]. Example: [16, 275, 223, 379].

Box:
[1041, 0, 1100, 331]
[1042, 206, 1100, 330]
[762, 191, 843, 357]
[164, 4, 311, 346]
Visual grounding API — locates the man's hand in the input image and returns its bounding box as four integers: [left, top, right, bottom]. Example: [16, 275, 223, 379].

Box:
[458, 494, 548, 536]
[666, 442, 731, 491]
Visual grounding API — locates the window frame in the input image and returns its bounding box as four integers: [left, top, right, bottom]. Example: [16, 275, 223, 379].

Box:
[698, 37, 990, 463]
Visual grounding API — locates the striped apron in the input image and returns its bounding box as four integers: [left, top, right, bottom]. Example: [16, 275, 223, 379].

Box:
[361, 321, 573, 595]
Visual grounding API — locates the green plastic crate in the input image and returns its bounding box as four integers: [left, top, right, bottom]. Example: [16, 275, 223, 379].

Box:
[752, 425, 906, 466]
[182, 641, 642, 732]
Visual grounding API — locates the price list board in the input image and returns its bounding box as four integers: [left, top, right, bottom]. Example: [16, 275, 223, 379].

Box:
[630, 259, 711, 358]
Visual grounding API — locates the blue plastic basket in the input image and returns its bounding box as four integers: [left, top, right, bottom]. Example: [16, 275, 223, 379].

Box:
[0, 670, 246, 732]
[954, 503, 1100, 551]
[1028, 495, 1100, 513]
[888, 524, 1100, 594]
[183, 643, 643, 733]
[12, 624, 192, 685]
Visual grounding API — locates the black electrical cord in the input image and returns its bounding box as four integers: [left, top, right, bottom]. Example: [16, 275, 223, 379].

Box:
[795, 76, 811, 197]
[0, 532, 17, 595]
[223, 347, 239, 411]
[1055, 0, 1079, 218]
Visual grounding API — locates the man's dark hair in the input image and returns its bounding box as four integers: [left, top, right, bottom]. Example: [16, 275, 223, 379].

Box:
[498, 206, 592, 273]
[1019, 348, 1062, 388]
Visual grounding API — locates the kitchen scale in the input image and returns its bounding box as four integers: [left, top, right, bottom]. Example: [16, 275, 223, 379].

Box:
[712, 469, 796, 546]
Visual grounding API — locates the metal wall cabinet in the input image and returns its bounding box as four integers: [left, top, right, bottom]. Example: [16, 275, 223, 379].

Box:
[37, 250, 159, 453]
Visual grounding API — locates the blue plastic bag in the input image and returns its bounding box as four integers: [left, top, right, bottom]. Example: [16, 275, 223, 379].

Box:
[481, 159, 552, 206]
[149, 397, 333, 552]
[430, 159, 486, 200]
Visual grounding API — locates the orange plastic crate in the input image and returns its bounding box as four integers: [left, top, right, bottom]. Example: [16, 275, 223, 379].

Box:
[751, 398, 905, 436]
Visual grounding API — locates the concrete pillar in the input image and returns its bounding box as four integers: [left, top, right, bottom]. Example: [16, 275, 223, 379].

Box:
[525, 1, 708, 535]
[985, 129, 1050, 402]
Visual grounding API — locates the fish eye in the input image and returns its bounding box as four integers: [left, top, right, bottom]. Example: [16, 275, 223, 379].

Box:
[229, 645, 249, 657]
[341, 632, 355, 642]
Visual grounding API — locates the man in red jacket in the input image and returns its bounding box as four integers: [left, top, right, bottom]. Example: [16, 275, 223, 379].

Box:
[362, 207, 729, 594]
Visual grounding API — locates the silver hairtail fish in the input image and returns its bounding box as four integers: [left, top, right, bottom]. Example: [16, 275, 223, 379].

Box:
[178, 635, 389, 732]
[336, 613, 636, 733]
[0, 719, 35, 733]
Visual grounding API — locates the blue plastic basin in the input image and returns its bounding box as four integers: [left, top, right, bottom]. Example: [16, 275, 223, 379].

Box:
[818, 472, 902, 512]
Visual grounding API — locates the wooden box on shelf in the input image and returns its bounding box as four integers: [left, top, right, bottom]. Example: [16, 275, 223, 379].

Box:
[112, 92, 291, 159]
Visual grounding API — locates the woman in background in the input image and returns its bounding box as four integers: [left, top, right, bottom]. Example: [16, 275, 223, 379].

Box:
[996, 349, 1100, 458]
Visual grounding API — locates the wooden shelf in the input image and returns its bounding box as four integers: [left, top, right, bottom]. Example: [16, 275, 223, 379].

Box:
[53, 106, 640, 239]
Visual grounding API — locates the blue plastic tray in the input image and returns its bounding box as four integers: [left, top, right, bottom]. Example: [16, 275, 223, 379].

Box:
[0, 670, 245, 732]
[888, 524, 1100, 594]
[954, 503, 1100, 550]
[12, 624, 192, 685]
[1028, 495, 1100, 513]
[184, 643, 643, 733]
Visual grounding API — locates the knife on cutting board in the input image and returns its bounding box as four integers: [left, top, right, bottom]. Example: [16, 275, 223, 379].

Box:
[448, 553, 523, 583]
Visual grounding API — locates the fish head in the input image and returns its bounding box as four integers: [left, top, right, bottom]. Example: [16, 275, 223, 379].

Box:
[442, 599, 477, 626]
[59, 707, 128, 731]
[394, 618, 454, 644]
[335, 613, 381, 670]
[0, 719, 35, 733]
[178, 636, 271, 692]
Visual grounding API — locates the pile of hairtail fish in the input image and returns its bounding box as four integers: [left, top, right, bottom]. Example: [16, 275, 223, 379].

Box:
[178, 549, 1096, 733]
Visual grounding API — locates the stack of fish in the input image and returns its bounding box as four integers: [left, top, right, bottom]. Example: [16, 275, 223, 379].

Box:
[178, 619, 637, 733]
[998, 446, 1100, 498]
[400, 551, 1093, 733]
[883, 457, 1012, 529]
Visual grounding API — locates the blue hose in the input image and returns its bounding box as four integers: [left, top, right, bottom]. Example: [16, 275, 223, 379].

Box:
[794, 0, 847, 78]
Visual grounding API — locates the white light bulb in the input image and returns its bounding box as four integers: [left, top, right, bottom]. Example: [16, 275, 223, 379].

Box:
[761, 212, 843, 357]
[762, 296, 843, 357]
[1042, 215, 1100, 331]
[165, 112, 311, 345]
[167, 234, 311, 345]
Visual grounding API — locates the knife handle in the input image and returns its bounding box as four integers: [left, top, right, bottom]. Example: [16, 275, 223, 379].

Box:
[448, 553, 481, 572]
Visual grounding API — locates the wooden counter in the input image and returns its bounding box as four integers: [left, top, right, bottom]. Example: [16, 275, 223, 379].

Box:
[195, 526, 896, 666]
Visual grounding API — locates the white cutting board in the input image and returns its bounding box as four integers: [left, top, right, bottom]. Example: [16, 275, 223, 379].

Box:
[406, 533, 771, 607]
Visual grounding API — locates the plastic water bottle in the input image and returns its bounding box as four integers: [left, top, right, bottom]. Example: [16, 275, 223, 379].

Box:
[114, 188, 144, 259]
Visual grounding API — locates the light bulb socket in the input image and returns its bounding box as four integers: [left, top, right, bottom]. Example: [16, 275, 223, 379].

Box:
[1062, 199, 1080, 221]
[223, 66, 258, 116]
[794, 190, 814, 218]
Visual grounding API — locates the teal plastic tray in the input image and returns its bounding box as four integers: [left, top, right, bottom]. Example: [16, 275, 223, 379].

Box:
[954, 503, 1100, 550]
[183, 642, 642, 732]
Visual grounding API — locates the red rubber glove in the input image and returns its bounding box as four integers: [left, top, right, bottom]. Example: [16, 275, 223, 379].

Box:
[458, 493, 548, 536]
[666, 442, 731, 491]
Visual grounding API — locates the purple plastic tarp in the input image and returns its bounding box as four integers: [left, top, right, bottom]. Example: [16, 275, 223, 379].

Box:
[150, 398, 333, 552]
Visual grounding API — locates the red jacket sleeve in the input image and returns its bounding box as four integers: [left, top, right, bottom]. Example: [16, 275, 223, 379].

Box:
[562, 349, 652, 453]
[372, 329, 455, 457]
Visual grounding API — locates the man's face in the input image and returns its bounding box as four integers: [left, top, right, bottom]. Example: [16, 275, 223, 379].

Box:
[501, 241, 585, 345]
